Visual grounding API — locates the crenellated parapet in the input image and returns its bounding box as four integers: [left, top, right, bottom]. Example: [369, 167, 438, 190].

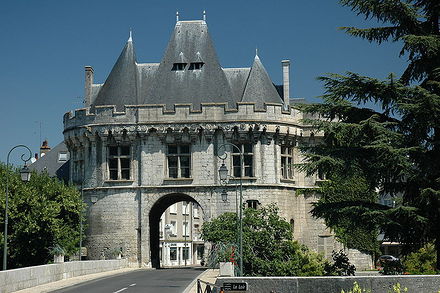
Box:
[64, 102, 316, 143]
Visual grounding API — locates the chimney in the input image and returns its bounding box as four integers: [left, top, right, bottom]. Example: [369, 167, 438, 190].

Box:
[40, 140, 51, 157]
[281, 60, 290, 108]
[84, 66, 94, 107]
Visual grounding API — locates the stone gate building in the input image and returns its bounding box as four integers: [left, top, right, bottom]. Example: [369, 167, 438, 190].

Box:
[63, 18, 372, 269]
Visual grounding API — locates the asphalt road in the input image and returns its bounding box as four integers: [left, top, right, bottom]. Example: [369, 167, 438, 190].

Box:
[51, 268, 205, 293]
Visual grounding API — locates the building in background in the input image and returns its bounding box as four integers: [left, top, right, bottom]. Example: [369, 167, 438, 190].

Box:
[159, 201, 204, 266]
[28, 140, 70, 182]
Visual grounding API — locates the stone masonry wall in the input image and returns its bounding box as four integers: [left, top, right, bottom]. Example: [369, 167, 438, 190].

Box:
[66, 104, 371, 269]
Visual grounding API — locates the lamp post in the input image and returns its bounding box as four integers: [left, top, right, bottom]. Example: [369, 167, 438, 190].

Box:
[184, 201, 188, 266]
[217, 143, 243, 277]
[3, 145, 32, 270]
[79, 179, 84, 261]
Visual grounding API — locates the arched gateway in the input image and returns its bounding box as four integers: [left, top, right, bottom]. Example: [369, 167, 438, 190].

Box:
[149, 193, 206, 268]
[63, 18, 372, 269]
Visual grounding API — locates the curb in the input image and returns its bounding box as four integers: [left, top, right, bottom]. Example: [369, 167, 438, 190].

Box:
[182, 269, 210, 293]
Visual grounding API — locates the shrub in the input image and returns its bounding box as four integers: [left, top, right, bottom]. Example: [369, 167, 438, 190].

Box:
[325, 250, 356, 276]
[341, 282, 408, 293]
[403, 243, 438, 275]
[202, 204, 328, 276]
[380, 259, 404, 275]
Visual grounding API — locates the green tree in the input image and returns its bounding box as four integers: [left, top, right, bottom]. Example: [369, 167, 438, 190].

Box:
[403, 242, 438, 274]
[0, 163, 84, 269]
[202, 204, 327, 276]
[298, 0, 440, 268]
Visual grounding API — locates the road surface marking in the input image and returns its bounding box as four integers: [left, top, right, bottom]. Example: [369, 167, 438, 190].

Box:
[129, 283, 136, 287]
[113, 288, 128, 293]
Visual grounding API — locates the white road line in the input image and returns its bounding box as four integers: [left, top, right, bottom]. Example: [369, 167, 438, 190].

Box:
[113, 287, 128, 293]
[129, 283, 136, 287]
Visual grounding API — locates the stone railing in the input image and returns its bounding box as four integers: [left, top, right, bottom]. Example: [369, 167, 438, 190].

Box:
[0, 259, 128, 293]
[216, 275, 440, 293]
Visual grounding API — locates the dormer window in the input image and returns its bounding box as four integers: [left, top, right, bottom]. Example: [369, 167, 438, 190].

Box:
[172, 63, 187, 71]
[189, 62, 204, 70]
[58, 152, 68, 162]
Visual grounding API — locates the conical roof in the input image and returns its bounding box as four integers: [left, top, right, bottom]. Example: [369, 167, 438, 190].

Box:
[92, 37, 138, 111]
[242, 55, 282, 108]
[141, 20, 234, 109]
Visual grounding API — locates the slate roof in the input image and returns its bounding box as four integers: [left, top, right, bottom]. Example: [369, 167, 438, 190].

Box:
[242, 55, 283, 108]
[29, 142, 70, 182]
[93, 38, 138, 111]
[223, 68, 251, 106]
[90, 20, 284, 111]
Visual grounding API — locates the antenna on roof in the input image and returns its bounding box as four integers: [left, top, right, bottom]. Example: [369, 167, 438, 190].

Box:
[203, 10, 206, 21]
[256, 47, 258, 56]
[128, 28, 132, 42]
[176, 11, 179, 22]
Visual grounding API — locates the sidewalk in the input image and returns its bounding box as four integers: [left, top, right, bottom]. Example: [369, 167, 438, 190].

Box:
[184, 268, 220, 293]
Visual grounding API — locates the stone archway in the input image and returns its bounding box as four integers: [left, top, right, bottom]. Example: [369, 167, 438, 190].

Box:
[148, 193, 204, 268]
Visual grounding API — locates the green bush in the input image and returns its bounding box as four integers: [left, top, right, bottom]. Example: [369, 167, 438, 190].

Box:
[202, 204, 328, 276]
[380, 259, 404, 275]
[325, 250, 356, 276]
[403, 243, 438, 275]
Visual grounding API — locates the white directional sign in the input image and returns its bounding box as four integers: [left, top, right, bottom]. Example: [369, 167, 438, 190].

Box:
[222, 282, 248, 292]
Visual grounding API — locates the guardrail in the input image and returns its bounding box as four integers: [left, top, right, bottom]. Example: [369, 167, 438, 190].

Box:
[197, 279, 223, 293]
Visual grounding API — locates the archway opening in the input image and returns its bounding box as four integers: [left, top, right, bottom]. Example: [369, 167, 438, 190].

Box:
[149, 193, 205, 268]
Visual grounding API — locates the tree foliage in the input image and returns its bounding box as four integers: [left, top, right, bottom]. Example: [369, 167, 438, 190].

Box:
[325, 250, 356, 276]
[0, 163, 84, 269]
[202, 204, 328, 276]
[402, 242, 438, 274]
[298, 0, 440, 268]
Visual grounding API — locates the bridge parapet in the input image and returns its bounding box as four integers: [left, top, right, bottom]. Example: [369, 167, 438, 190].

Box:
[0, 259, 128, 293]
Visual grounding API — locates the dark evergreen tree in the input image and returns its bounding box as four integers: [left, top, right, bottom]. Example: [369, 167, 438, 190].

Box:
[298, 0, 440, 269]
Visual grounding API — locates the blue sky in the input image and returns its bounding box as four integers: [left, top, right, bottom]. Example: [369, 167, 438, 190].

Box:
[0, 0, 407, 165]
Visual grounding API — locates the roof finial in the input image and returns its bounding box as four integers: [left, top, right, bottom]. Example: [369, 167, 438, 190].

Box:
[255, 47, 260, 60]
[176, 11, 179, 22]
[203, 10, 206, 21]
[128, 28, 132, 42]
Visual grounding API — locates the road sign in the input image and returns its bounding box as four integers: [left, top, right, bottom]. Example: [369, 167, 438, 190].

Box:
[222, 282, 248, 291]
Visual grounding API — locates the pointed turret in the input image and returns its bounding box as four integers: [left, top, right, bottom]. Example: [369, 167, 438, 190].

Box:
[242, 54, 283, 108]
[141, 20, 234, 109]
[92, 34, 138, 111]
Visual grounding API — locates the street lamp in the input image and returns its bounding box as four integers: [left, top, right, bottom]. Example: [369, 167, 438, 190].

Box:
[79, 178, 85, 261]
[216, 143, 243, 277]
[218, 163, 228, 182]
[3, 145, 32, 270]
[184, 201, 188, 266]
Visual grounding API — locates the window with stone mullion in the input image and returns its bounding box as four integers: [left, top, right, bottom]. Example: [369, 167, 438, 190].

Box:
[167, 145, 191, 178]
[232, 143, 253, 177]
[108, 145, 131, 180]
[281, 146, 294, 179]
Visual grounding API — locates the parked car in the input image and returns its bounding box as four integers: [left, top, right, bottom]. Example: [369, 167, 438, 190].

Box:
[377, 255, 399, 266]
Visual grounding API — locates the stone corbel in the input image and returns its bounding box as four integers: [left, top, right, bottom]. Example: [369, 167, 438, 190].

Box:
[164, 128, 175, 144]
[181, 128, 191, 143]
